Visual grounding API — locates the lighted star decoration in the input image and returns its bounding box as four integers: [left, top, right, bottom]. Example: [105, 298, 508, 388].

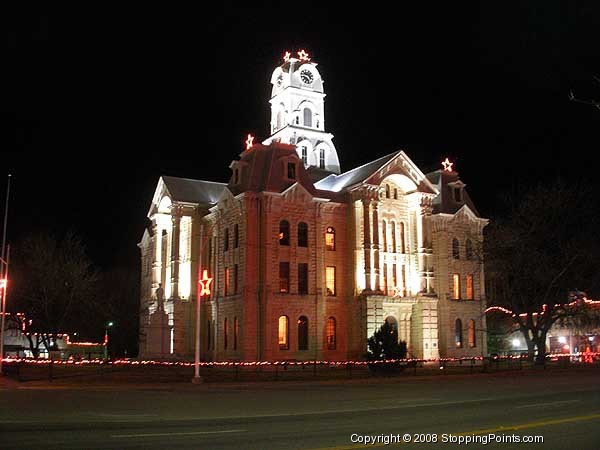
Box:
[283, 51, 291, 62]
[442, 157, 454, 172]
[297, 49, 311, 61]
[245, 133, 254, 150]
[199, 269, 213, 296]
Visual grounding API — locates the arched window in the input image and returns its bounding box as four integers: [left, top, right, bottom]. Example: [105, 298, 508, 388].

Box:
[455, 319, 463, 348]
[325, 227, 335, 251]
[279, 220, 290, 245]
[234, 224, 239, 249]
[278, 316, 289, 350]
[400, 222, 406, 254]
[382, 220, 387, 252]
[391, 221, 397, 253]
[468, 319, 476, 348]
[234, 317, 239, 350]
[385, 316, 399, 343]
[326, 317, 336, 350]
[385, 185, 391, 198]
[303, 108, 312, 127]
[393, 188, 398, 200]
[298, 316, 309, 350]
[298, 222, 308, 247]
[465, 239, 473, 260]
[452, 238, 460, 259]
[224, 318, 228, 350]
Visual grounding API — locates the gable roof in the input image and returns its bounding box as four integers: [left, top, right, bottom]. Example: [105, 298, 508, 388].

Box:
[161, 176, 228, 205]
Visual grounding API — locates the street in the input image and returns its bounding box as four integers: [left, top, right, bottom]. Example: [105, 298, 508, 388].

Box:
[1, 369, 599, 449]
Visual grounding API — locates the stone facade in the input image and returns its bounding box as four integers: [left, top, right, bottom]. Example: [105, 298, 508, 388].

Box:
[138, 53, 488, 361]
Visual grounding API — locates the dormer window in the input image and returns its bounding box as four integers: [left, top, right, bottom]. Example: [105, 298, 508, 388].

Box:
[287, 162, 296, 180]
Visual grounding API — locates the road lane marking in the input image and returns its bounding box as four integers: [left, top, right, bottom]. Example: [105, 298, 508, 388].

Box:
[111, 429, 246, 438]
[306, 412, 600, 449]
[515, 399, 580, 409]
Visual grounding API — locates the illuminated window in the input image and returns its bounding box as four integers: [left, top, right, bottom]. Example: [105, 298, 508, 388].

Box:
[391, 221, 397, 253]
[325, 227, 335, 251]
[287, 162, 296, 180]
[468, 319, 476, 348]
[234, 264, 239, 295]
[326, 317, 336, 350]
[298, 263, 308, 295]
[224, 228, 229, 252]
[319, 148, 325, 169]
[452, 238, 460, 259]
[400, 222, 406, 254]
[224, 318, 228, 350]
[301, 146, 307, 165]
[385, 185, 390, 198]
[455, 319, 463, 348]
[234, 224, 239, 248]
[453, 273, 460, 299]
[225, 267, 231, 296]
[466, 274, 473, 300]
[278, 316, 289, 350]
[465, 239, 473, 260]
[279, 220, 290, 245]
[326, 266, 336, 296]
[298, 316, 308, 350]
[279, 262, 290, 293]
[303, 108, 312, 127]
[234, 317, 238, 350]
[298, 222, 308, 247]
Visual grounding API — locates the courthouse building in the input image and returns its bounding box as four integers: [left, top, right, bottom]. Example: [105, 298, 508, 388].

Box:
[138, 51, 488, 361]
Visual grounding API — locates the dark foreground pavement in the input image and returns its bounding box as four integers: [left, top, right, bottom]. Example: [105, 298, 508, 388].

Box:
[1, 368, 599, 449]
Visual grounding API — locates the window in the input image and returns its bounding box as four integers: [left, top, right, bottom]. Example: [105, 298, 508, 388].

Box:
[453, 274, 460, 299]
[298, 222, 308, 247]
[455, 319, 463, 348]
[326, 317, 336, 350]
[391, 221, 397, 253]
[466, 274, 473, 300]
[400, 222, 406, 254]
[298, 263, 308, 295]
[393, 188, 398, 200]
[402, 265, 407, 297]
[383, 263, 388, 295]
[326, 266, 336, 296]
[287, 162, 296, 180]
[224, 318, 228, 350]
[224, 228, 229, 251]
[468, 319, 476, 348]
[319, 148, 325, 169]
[225, 267, 231, 296]
[465, 239, 473, 260]
[234, 224, 239, 248]
[325, 227, 335, 251]
[279, 262, 290, 293]
[385, 185, 391, 198]
[278, 316, 289, 350]
[452, 238, 460, 259]
[301, 146, 307, 165]
[279, 220, 290, 245]
[303, 108, 312, 127]
[392, 264, 398, 293]
[234, 317, 239, 350]
[454, 187, 462, 202]
[382, 220, 387, 252]
[298, 316, 308, 350]
[234, 264, 239, 295]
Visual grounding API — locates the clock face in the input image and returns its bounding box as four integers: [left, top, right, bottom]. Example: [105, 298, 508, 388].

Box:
[276, 74, 283, 87]
[300, 69, 314, 85]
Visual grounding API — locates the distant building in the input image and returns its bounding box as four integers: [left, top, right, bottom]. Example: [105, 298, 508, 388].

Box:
[138, 52, 488, 361]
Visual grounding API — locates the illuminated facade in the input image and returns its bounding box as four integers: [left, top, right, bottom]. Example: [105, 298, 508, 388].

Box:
[138, 52, 488, 361]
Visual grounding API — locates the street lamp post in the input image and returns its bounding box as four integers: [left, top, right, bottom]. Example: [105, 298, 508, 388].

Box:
[104, 321, 114, 361]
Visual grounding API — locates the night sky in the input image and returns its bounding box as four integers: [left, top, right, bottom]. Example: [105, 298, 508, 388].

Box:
[2, 3, 599, 270]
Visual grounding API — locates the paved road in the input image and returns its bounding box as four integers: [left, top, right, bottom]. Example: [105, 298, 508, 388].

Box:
[1, 369, 599, 449]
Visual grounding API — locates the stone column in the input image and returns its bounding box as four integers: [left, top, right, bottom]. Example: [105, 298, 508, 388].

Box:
[171, 208, 182, 300]
[372, 201, 381, 292]
[151, 219, 161, 292]
[361, 198, 372, 291]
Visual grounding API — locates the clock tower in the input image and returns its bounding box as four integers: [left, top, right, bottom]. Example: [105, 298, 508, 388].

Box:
[263, 51, 341, 175]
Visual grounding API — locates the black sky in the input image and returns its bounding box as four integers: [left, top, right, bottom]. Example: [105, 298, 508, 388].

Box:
[1, 3, 599, 270]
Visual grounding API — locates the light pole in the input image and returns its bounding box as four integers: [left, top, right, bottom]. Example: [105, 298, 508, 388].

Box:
[0, 174, 11, 376]
[104, 321, 114, 361]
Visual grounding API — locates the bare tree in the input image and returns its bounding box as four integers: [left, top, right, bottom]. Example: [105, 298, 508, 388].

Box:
[485, 181, 600, 364]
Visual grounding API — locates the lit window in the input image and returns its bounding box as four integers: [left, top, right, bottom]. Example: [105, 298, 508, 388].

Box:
[319, 148, 325, 169]
[224, 228, 229, 252]
[455, 319, 463, 348]
[326, 266, 336, 296]
[224, 318, 228, 350]
[453, 274, 460, 299]
[298, 222, 308, 247]
[287, 162, 296, 180]
[468, 319, 476, 348]
[278, 316, 289, 350]
[225, 267, 231, 296]
[279, 262, 290, 293]
[279, 220, 290, 245]
[466, 274, 473, 300]
[326, 317, 336, 350]
[465, 239, 473, 260]
[325, 227, 335, 251]
[298, 316, 308, 350]
[452, 238, 460, 259]
[298, 263, 308, 295]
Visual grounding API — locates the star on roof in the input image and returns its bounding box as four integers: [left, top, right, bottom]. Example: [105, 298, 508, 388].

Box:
[442, 158, 454, 172]
[245, 134, 254, 150]
[297, 49, 311, 61]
